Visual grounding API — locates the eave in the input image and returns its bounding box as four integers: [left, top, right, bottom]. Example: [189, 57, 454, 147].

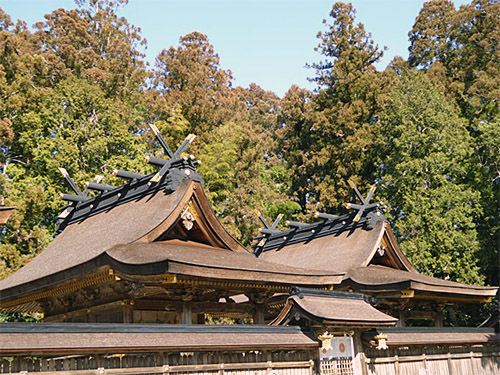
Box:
[0, 324, 319, 356]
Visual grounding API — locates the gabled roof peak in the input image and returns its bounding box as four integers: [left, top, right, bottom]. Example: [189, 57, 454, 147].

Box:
[56, 126, 202, 233]
[253, 181, 386, 255]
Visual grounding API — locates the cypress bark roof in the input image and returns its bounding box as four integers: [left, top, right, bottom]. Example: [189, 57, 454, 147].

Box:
[258, 219, 497, 300]
[0, 323, 318, 354]
[259, 220, 391, 273]
[342, 265, 497, 297]
[363, 327, 500, 346]
[0, 178, 342, 304]
[271, 288, 397, 327]
[107, 240, 342, 285]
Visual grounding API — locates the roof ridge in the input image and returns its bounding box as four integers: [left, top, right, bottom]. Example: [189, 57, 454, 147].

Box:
[253, 181, 386, 255]
[56, 129, 202, 233]
[254, 212, 385, 254]
[56, 163, 202, 233]
[290, 286, 374, 303]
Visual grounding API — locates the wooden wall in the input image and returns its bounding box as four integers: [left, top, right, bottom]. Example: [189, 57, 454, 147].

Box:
[0, 350, 316, 374]
[363, 344, 500, 375]
[2, 340, 499, 374]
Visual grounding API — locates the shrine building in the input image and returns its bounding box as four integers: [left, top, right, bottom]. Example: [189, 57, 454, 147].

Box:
[0, 130, 498, 375]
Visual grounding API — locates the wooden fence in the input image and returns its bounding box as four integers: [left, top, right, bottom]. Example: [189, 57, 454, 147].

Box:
[1, 349, 316, 375]
[364, 344, 500, 375]
[1, 360, 315, 375]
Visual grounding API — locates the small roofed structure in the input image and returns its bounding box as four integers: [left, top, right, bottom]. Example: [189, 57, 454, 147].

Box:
[0, 323, 318, 355]
[363, 327, 500, 348]
[0, 323, 319, 374]
[271, 288, 398, 328]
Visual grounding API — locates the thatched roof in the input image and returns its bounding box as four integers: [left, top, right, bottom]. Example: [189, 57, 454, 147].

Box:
[271, 288, 397, 327]
[0, 323, 318, 355]
[0, 178, 341, 305]
[363, 327, 500, 346]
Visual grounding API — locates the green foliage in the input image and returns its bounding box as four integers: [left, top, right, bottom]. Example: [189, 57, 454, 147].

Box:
[0, 0, 497, 327]
[409, 0, 500, 123]
[152, 32, 235, 137]
[280, 2, 396, 215]
[408, 0, 499, 288]
[376, 71, 483, 285]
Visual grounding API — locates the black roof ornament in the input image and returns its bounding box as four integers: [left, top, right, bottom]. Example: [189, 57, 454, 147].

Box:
[258, 212, 283, 235]
[253, 213, 285, 254]
[58, 168, 91, 203]
[58, 168, 84, 196]
[55, 124, 202, 234]
[147, 124, 197, 183]
[252, 180, 386, 255]
[345, 179, 384, 222]
[112, 169, 145, 182]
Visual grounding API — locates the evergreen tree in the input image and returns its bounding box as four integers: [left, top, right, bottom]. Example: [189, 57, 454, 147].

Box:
[376, 70, 484, 285]
[33, 0, 147, 98]
[1, 77, 146, 278]
[152, 32, 236, 138]
[409, 0, 500, 287]
[281, 2, 395, 214]
[0, 1, 148, 280]
[409, 0, 499, 123]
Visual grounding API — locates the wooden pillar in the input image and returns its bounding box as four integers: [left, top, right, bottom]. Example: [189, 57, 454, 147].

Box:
[253, 303, 265, 325]
[246, 291, 271, 325]
[181, 301, 192, 324]
[397, 308, 406, 327]
[433, 304, 445, 327]
[352, 330, 368, 375]
[123, 303, 133, 323]
[434, 311, 443, 327]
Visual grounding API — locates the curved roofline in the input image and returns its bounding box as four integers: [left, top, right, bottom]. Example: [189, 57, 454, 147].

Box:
[138, 180, 247, 252]
[382, 221, 417, 272]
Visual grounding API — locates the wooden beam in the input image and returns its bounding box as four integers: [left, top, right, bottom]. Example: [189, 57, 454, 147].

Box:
[132, 300, 252, 314]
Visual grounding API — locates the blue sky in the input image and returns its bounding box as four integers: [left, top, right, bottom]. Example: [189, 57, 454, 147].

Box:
[0, 0, 470, 97]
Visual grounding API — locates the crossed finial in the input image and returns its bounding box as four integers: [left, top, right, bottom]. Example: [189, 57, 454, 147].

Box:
[258, 212, 283, 235]
[58, 124, 198, 204]
[345, 179, 381, 222]
[58, 168, 106, 203]
[147, 124, 196, 183]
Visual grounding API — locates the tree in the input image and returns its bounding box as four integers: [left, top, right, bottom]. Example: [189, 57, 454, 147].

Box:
[33, 0, 147, 99]
[409, 0, 500, 287]
[1, 77, 146, 278]
[198, 84, 297, 245]
[408, 0, 456, 70]
[376, 70, 483, 286]
[277, 85, 315, 212]
[409, 0, 500, 123]
[152, 32, 236, 138]
[281, 2, 395, 214]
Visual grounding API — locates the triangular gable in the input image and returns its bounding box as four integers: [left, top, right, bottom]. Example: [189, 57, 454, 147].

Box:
[138, 180, 246, 252]
[365, 222, 416, 272]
